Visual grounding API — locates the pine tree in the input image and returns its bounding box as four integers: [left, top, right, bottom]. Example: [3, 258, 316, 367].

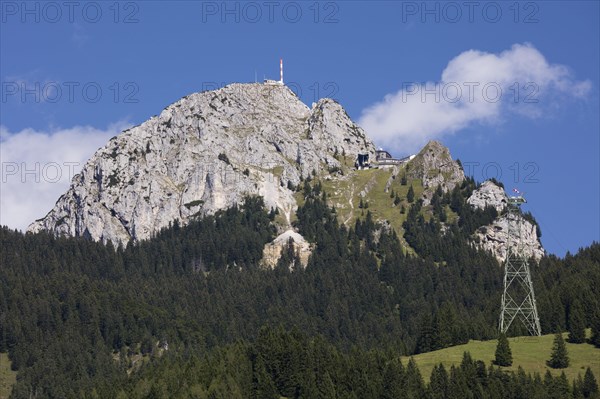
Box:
[494, 333, 513, 366]
[298, 371, 319, 399]
[317, 372, 336, 399]
[415, 314, 435, 354]
[554, 372, 571, 399]
[429, 364, 449, 399]
[582, 367, 599, 398]
[382, 358, 406, 399]
[574, 374, 585, 399]
[406, 358, 426, 399]
[569, 300, 586, 344]
[407, 185, 415, 203]
[448, 365, 469, 399]
[252, 356, 279, 399]
[547, 333, 570, 369]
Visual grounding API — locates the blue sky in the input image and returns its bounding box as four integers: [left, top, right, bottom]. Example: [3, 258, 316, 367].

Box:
[1, 1, 598, 256]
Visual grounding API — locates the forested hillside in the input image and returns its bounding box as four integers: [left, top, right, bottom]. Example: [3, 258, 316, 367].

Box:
[1, 180, 599, 398]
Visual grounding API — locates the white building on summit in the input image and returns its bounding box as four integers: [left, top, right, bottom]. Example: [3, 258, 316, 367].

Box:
[356, 148, 415, 169]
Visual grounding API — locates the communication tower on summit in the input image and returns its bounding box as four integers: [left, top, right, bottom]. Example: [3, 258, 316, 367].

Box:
[280, 58, 284, 84]
[499, 190, 542, 336]
[263, 58, 284, 85]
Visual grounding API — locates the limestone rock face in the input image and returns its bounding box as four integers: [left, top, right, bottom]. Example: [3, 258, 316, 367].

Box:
[28, 83, 375, 244]
[467, 180, 508, 212]
[473, 215, 545, 262]
[261, 229, 312, 269]
[406, 140, 465, 204]
[468, 180, 544, 262]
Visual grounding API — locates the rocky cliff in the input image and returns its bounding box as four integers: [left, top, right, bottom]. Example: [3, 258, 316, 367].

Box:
[28, 83, 375, 244]
[406, 140, 465, 204]
[467, 180, 507, 212]
[468, 181, 544, 261]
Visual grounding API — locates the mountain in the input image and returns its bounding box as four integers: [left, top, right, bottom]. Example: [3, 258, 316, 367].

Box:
[5, 82, 597, 398]
[28, 83, 375, 244]
[27, 82, 544, 260]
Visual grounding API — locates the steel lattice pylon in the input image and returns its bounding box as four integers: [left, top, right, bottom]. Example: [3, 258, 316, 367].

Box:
[499, 195, 541, 336]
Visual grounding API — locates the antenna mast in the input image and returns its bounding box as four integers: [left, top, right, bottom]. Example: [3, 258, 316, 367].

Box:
[280, 58, 284, 84]
[499, 192, 542, 336]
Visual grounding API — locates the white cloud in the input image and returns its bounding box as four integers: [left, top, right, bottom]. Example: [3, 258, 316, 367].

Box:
[359, 43, 591, 153]
[0, 122, 131, 231]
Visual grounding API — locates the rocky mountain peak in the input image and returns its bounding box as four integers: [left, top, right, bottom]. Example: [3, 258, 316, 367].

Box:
[406, 140, 465, 204]
[27, 82, 375, 244]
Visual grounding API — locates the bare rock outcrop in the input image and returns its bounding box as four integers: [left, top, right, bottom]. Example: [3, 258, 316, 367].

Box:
[261, 229, 312, 269]
[28, 83, 375, 244]
[468, 180, 544, 262]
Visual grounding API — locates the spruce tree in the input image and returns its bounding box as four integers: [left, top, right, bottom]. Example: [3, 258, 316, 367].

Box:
[554, 372, 571, 399]
[568, 300, 586, 344]
[407, 185, 415, 203]
[406, 358, 426, 399]
[547, 333, 570, 369]
[574, 375, 585, 399]
[582, 367, 599, 398]
[317, 372, 336, 399]
[252, 356, 279, 399]
[429, 364, 449, 399]
[381, 358, 406, 399]
[494, 333, 513, 366]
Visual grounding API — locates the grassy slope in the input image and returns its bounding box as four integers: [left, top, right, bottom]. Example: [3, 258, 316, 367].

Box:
[294, 153, 465, 251]
[0, 353, 16, 399]
[401, 331, 600, 383]
[315, 162, 425, 252]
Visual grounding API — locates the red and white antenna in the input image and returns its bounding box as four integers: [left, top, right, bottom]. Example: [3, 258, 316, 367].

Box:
[280, 58, 284, 84]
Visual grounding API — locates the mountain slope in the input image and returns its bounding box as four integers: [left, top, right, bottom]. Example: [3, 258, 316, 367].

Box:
[28, 83, 375, 244]
[26, 81, 545, 261]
